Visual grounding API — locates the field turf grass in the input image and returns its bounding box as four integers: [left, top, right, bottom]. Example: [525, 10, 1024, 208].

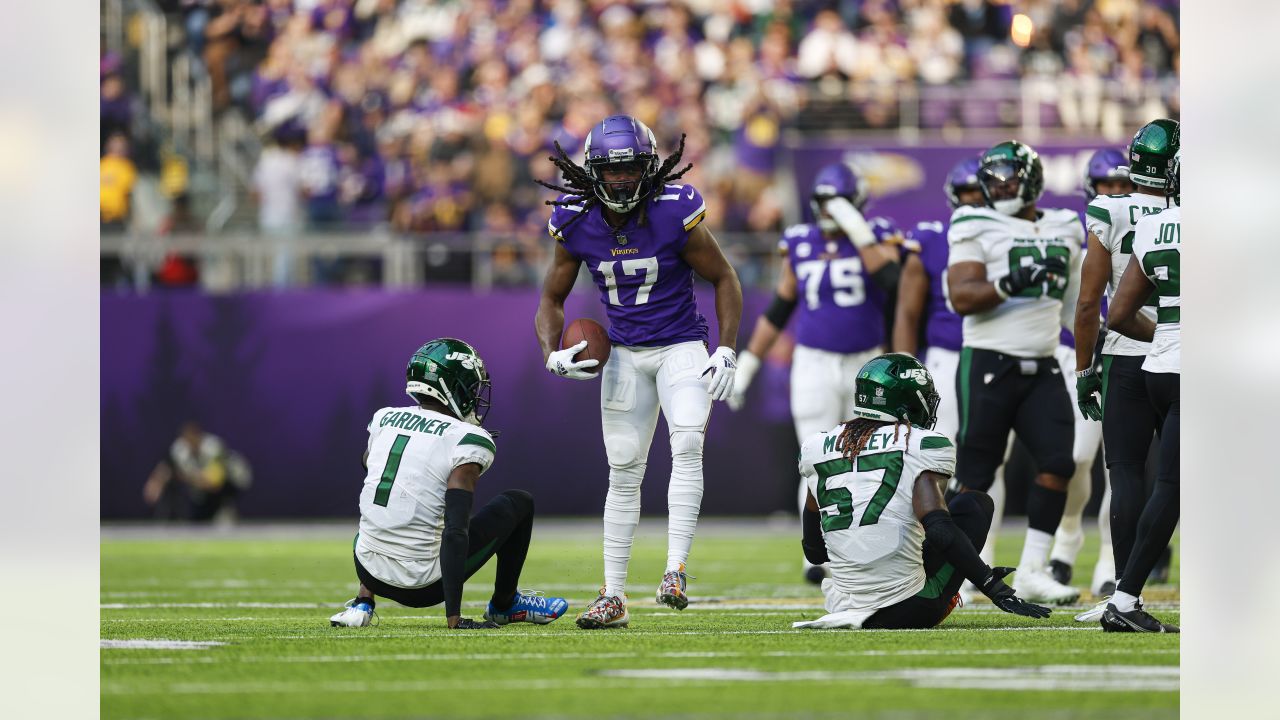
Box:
[102, 519, 1178, 719]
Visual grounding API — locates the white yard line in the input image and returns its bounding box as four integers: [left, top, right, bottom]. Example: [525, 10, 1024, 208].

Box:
[102, 647, 1178, 666]
[100, 640, 227, 650]
[102, 664, 1178, 695]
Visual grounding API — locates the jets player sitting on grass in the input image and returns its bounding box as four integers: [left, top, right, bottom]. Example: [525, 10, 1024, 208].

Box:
[329, 339, 569, 630]
[793, 353, 1051, 629]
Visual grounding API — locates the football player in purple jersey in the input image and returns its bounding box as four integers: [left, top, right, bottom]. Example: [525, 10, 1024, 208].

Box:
[726, 162, 903, 584]
[534, 115, 743, 629]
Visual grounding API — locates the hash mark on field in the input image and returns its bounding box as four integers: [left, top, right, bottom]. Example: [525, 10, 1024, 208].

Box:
[598, 665, 1179, 692]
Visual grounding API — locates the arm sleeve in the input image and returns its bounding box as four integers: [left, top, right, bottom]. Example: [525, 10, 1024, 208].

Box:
[801, 507, 829, 565]
[450, 429, 496, 474]
[439, 487, 473, 617]
[1084, 199, 1112, 249]
[921, 509, 992, 586]
[676, 184, 708, 249]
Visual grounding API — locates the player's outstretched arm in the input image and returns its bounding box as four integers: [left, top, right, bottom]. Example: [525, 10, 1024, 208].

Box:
[730, 262, 797, 410]
[536, 243, 599, 380]
[892, 253, 928, 356]
[1107, 256, 1157, 343]
[912, 472, 1051, 619]
[683, 224, 743, 402]
[441, 463, 497, 629]
[1073, 233, 1111, 420]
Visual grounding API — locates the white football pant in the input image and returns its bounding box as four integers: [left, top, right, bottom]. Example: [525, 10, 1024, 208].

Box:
[599, 341, 711, 597]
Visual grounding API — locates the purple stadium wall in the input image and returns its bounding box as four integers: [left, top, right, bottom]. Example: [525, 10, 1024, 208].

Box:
[101, 288, 798, 518]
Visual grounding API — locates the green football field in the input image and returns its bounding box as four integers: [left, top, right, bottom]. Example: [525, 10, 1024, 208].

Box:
[101, 519, 1178, 719]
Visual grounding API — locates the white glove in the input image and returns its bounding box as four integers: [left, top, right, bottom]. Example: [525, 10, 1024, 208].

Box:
[824, 196, 876, 248]
[727, 350, 761, 411]
[545, 340, 599, 381]
[702, 347, 738, 402]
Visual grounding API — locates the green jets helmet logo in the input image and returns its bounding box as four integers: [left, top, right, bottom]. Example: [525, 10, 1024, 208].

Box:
[898, 368, 929, 385]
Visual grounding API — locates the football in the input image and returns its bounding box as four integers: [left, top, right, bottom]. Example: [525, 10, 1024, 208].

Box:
[562, 318, 611, 368]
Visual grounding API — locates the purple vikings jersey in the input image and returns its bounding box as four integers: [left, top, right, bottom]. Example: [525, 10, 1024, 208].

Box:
[549, 184, 709, 347]
[779, 223, 887, 354]
[908, 221, 963, 352]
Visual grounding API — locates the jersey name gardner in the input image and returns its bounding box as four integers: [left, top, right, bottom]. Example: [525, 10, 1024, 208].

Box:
[947, 206, 1083, 358]
[549, 184, 709, 347]
[1085, 193, 1174, 356]
[356, 406, 496, 588]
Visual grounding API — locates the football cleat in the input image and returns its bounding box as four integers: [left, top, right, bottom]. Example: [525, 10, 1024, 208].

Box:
[1100, 602, 1179, 633]
[656, 564, 692, 610]
[484, 590, 569, 626]
[1013, 566, 1080, 605]
[1049, 559, 1073, 585]
[1076, 593, 1141, 623]
[576, 591, 629, 629]
[329, 598, 375, 628]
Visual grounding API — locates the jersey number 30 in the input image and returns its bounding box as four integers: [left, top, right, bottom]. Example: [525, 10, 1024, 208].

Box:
[813, 450, 904, 531]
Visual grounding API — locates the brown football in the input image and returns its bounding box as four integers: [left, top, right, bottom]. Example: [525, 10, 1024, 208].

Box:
[561, 318, 611, 367]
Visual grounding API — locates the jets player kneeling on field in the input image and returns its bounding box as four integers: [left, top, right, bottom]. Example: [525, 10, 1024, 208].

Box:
[329, 339, 569, 629]
[793, 353, 1051, 629]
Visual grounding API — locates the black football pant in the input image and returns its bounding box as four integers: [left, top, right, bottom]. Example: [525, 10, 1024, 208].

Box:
[1117, 373, 1179, 598]
[863, 491, 995, 629]
[955, 348, 1074, 536]
[1101, 354, 1161, 579]
[354, 489, 534, 610]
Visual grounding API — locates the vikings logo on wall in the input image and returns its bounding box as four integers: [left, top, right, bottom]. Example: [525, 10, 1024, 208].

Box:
[840, 152, 927, 198]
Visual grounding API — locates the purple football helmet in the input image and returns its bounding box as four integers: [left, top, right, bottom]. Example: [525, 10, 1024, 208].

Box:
[583, 115, 660, 213]
[1082, 147, 1132, 200]
[944, 156, 983, 210]
[810, 162, 868, 232]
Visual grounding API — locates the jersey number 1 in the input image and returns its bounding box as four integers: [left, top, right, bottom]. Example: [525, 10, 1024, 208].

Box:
[814, 450, 904, 531]
[373, 434, 411, 507]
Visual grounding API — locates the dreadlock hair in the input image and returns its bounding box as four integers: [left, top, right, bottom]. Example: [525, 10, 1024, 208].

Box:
[536, 133, 694, 238]
[834, 417, 913, 462]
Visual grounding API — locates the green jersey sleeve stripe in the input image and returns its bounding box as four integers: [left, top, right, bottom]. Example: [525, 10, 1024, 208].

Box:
[1086, 205, 1112, 224]
[459, 433, 497, 454]
[920, 436, 953, 450]
[949, 215, 991, 225]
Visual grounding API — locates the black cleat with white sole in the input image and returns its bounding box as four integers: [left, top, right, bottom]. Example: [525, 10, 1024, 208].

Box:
[1100, 602, 1179, 633]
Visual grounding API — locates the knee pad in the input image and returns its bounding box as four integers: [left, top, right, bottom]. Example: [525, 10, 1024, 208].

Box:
[603, 422, 644, 470]
[950, 489, 995, 518]
[669, 429, 704, 466]
[501, 489, 534, 518]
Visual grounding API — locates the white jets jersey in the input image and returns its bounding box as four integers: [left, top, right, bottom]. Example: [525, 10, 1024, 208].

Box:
[798, 423, 957, 613]
[1085, 193, 1173, 356]
[355, 406, 496, 588]
[1130, 207, 1180, 374]
[947, 206, 1084, 358]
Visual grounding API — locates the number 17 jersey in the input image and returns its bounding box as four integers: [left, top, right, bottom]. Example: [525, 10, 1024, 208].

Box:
[549, 185, 709, 347]
[799, 424, 957, 612]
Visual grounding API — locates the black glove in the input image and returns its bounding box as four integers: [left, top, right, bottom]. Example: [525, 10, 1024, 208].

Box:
[450, 617, 501, 630]
[1076, 368, 1103, 421]
[998, 256, 1067, 298]
[980, 567, 1052, 619]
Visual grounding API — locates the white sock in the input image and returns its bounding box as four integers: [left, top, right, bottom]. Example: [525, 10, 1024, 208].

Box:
[602, 465, 644, 597]
[1111, 590, 1139, 612]
[1020, 528, 1054, 571]
[665, 431, 705, 573]
[980, 474, 1007, 566]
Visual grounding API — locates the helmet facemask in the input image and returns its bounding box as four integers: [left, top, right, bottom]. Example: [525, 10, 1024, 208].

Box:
[979, 159, 1030, 216]
[587, 155, 658, 214]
